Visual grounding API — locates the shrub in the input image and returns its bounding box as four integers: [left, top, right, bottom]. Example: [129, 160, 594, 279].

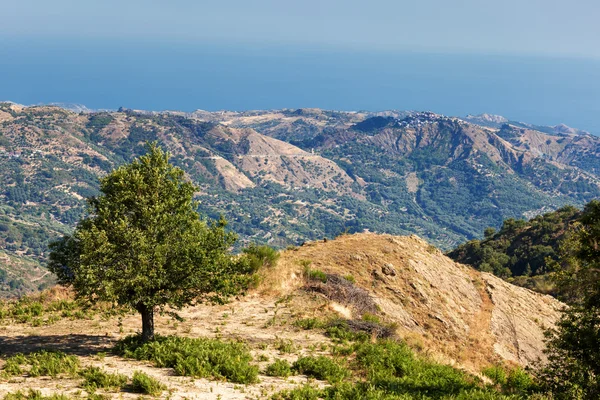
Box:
[131, 371, 165, 396]
[506, 367, 535, 393]
[293, 318, 325, 330]
[293, 356, 350, 383]
[482, 365, 508, 386]
[304, 267, 327, 283]
[325, 320, 370, 343]
[275, 339, 296, 354]
[2, 351, 79, 378]
[242, 244, 280, 271]
[80, 366, 127, 392]
[271, 385, 321, 400]
[265, 359, 292, 378]
[115, 335, 259, 384]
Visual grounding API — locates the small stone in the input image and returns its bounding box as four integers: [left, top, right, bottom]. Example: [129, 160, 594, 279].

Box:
[382, 263, 397, 276]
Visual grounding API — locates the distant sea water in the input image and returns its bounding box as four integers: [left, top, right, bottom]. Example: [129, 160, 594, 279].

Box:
[1, 38, 599, 134]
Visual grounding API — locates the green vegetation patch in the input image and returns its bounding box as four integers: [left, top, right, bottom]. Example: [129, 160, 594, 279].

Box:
[3, 390, 71, 400]
[2, 350, 80, 378]
[265, 359, 293, 378]
[80, 366, 128, 393]
[273, 337, 540, 399]
[115, 335, 259, 384]
[293, 356, 350, 384]
[131, 371, 166, 396]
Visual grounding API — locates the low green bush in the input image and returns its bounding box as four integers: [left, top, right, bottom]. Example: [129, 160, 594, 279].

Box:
[325, 320, 369, 343]
[483, 365, 508, 386]
[275, 339, 296, 354]
[115, 335, 259, 384]
[242, 244, 280, 271]
[506, 367, 535, 393]
[80, 366, 127, 392]
[265, 359, 293, 378]
[2, 350, 79, 378]
[3, 390, 71, 400]
[131, 371, 165, 396]
[305, 268, 327, 283]
[273, 338, 539, 400]
[293, 317, 325, 330]
[293, 356, 350, 384]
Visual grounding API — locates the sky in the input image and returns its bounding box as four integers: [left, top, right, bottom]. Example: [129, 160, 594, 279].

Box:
[1, 1, 599, 133]
[2, 0, 600, 59]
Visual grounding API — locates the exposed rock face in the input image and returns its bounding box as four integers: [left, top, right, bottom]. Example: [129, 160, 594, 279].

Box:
[272, 233, 563, 370]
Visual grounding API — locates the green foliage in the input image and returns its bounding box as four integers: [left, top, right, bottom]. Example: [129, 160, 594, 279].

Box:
[2, 350, 80, 378]
[275, 339, 296, 354]
[115, 335, 259, 384]
[293, 317, 326, 330]
[293, 356, 351, 384]
[538, 200, 600, 399]
[0, 292, 111, 326]
[242, 244, 280, 271]
[304, 267, 327, 283]
[80, 366, 127, 393]
[265, 359, 293, 378]
[482, 365, 508, 386]
[48, 143, 253, 340]
[274, 339, 536, 399]
[449, 205, 580, 288]
[3, 390, 71, 400]
[325, 319, 370, 343]
[131, 371, 166, 396]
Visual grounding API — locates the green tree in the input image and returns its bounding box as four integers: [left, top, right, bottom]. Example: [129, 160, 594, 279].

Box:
[540, 200, 600, 398]
[48, 143, 252, 341]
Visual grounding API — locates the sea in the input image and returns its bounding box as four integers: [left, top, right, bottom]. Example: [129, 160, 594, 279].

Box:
[1, 38, 599, 134]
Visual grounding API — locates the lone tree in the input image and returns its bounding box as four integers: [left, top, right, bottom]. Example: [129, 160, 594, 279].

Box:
[48, 143, 252, 341]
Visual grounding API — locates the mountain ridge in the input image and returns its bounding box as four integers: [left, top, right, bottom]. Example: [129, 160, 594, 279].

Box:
[2, 103, 600, 296]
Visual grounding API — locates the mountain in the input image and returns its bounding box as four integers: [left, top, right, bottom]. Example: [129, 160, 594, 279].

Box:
[2, 103, 600, 296]
[0, 233, 563, 398]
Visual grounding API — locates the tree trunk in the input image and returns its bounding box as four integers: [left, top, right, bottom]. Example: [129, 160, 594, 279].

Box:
[138, 304, 155, 342]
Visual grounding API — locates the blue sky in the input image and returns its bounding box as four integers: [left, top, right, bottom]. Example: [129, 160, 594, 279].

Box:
[2, 0, 600, 59]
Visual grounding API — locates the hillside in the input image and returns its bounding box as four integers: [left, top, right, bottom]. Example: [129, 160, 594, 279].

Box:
[2, 103, 600, 296]
[0, 233, 563, 398]
[448, 206, 581, 295]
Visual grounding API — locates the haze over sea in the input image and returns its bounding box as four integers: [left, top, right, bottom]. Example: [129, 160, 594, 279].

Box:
[2, 38, 599, 134]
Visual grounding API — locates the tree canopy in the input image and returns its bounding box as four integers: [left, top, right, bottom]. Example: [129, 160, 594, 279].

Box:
[48, 143, 252, 341]
[540, 200, 600, 398]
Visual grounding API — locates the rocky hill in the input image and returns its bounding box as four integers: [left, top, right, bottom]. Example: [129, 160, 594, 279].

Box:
[0, 233, 563, 398]
[2, 103, 600, 296]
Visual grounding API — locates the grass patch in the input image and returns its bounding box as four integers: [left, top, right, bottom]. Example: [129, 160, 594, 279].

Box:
[0, 291, 123, 326]
[2, 350, 79, 378]
[131, 371, 166, 396]
[3, 390, 71, 400]
[265, 359, 293, 378]
[304, 267, 328, 283]
[275, 338, 296, 354]
[242, 244, 280, 270]
[115, 335, 259, 384]
[273, 337, 542, 399]
[293, 317, 326, 330]
[293, 356, 350, 384]
[80, 366, 127, 393]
